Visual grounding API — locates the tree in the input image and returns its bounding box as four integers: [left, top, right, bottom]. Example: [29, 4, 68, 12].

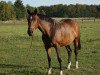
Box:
[0, 1, 16, 21]
[97, 5, 100, 18]
[26, 4, 35, 12]
[14, 0, 26, 20]
[0, 1, 100, 21]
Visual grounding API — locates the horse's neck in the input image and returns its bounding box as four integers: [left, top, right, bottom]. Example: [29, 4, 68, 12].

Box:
[38, 20, 53, 37]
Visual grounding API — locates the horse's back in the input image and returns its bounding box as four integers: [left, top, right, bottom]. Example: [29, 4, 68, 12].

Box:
[60, 19, 80, 38]
[52, 19, 80, 46]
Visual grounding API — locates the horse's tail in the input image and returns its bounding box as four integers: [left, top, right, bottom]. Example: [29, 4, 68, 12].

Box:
[77, 36, 81, 50]
[74, 36, 81, 50]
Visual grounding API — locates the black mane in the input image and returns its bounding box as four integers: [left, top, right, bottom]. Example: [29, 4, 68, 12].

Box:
[37, 14, 56, 24]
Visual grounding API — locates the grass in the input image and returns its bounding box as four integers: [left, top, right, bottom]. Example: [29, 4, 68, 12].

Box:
[0, 20, 100, 75]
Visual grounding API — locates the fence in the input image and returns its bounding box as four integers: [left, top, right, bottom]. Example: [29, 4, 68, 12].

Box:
[0, 18, 100, 25]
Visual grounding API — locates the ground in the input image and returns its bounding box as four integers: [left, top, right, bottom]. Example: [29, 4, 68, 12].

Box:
[0, 20, 100, 75]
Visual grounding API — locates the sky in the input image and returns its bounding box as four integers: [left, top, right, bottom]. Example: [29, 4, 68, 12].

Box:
[1, 0, 100, 7]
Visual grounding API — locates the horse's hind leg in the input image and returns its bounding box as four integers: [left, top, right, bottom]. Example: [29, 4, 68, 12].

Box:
[74, 38, 79, 69]
[65, 45, 72, 70]
[45, 45, 52, 75]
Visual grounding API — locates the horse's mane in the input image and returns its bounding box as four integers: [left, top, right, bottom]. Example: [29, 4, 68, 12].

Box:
[37, 14, 59, 37]
[37, 14, 57, 25]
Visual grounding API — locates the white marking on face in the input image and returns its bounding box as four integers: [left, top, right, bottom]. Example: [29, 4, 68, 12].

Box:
[67, 62, 71, 70]
[30, 16, 33, 20]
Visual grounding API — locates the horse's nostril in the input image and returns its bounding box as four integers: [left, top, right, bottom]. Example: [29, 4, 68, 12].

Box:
[31, 31, 33, 33]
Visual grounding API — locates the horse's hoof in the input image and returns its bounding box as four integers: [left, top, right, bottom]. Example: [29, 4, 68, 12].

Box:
[60, 71, 63, 75]
[76, 67, 79, 69]
[67, 62, 71, 70]
[67, 68, 71, 70]
[75, 61, 78, 69]
[48, 68, 52, 75]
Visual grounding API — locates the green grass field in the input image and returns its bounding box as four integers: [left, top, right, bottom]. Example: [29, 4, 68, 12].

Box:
[0, 20, 100, 75]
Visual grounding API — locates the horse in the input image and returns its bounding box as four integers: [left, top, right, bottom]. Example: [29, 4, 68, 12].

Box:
[27, 9, 81, 75]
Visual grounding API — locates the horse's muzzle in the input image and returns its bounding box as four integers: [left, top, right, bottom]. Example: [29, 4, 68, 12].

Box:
[27, 29, 33, 36]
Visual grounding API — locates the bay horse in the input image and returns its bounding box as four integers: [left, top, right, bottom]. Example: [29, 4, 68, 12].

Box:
[27, 9, 81, 75]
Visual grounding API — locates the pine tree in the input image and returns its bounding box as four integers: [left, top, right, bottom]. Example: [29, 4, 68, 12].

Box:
[14, 0, 26, 20]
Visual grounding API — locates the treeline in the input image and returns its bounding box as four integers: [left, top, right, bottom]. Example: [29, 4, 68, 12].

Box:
[0, 0, 100, 21]
[39, 4, 100, 18]
[0, 0, 26, 21]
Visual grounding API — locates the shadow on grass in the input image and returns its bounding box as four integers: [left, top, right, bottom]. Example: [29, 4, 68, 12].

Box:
[0, 64, 29, 68]
[0, 64, 46, 75]
[11, 69, 46, 75]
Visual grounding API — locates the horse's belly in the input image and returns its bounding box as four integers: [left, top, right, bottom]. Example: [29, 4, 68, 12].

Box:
[59, 37, 74, 46]
[52, 27, 75, 46]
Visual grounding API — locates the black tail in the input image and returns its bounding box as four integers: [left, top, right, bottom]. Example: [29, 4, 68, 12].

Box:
[78, 36, 81, 50]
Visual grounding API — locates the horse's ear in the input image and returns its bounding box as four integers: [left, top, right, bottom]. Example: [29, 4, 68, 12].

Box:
[34, 9, 37, 14]
[27, 9, 31, 14]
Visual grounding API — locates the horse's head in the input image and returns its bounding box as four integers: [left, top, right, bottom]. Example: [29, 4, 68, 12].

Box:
[27, 9, 39, 36]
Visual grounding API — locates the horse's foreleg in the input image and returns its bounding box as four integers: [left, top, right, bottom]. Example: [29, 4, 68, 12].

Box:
[65, 45, 72, 70]
[55, 44, 63, 75]
[45, 46, 52, 75]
